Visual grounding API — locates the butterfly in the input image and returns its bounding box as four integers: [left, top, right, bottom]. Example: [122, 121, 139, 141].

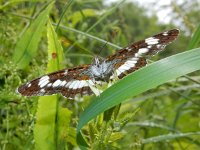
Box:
[17, 29, 179, 99]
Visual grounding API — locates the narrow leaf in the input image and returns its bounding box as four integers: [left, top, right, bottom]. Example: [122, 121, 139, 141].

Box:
[77, 47, 200, 147]
[0, 0, 44, 10]
[187, 24, 200, 49]
[46, 19, 64, 72]
[34, 95, 58, 150]
[68, 9, 99, 27]
[12, 2, 53, 69]
[142, 132, 200, 144]
[57, 108, 72, 149]
[34, 19, 64, 150]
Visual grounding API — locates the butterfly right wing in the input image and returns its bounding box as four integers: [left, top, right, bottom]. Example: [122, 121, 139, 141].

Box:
[17, 64, 95, 99]
[107, 29, 180, 79]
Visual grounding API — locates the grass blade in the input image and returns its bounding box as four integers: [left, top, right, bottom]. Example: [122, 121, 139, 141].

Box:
[34, 19, 64, 150]
[77, 47, 200, 147]
[187, 24, 200, 49]
[141, 132, 200, 144]
[12, 2, 53, 69]
[54, 24, 121, 49]
[0, 0, 43, 10]
[46, 19, 64, 72]
[55, 0, 74, 32]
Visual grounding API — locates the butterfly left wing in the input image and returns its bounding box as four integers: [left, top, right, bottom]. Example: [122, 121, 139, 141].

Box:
[17, 65, 96, 99]
[107, 29, 180, 79]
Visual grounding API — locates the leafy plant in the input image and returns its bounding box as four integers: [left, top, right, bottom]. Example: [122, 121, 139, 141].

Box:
[1, 0, 200, 150]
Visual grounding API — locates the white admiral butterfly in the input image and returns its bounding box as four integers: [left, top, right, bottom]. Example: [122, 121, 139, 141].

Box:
[17, 29, 179, 99]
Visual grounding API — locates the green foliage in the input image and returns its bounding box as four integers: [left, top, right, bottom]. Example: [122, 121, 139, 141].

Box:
[68, 9, 101, 27]
[142, 132, 200, 144]
[0, 0, 200, 150]
[47, 19, 64, 72]
[187, 24, 200, 49]
[34, 19, 74, 150]
[12, 1, 54, 69]
[77, 47, 200, 148]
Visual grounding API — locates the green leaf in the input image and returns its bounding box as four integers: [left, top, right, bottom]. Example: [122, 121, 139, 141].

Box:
[127, 121, 176, 132]
[68, 9, 100, 27]
[57, 107, 72, 149]
[55, 0, 74, 32]
[67, 127, 78, 146]
[141, 132, 200, 144]
[34, 19, 64, 150]
[56, 24, 121, 49]
[12, 2, 53, 69]
[109, 132, 124, 142]
[0, 0, 44, 10]
[187, 24, 200, 49]
[77, 47, 200, 147]
[88, 122, 99, 143]
[47, 19, 64, 72]
[34, 95, 58, 150]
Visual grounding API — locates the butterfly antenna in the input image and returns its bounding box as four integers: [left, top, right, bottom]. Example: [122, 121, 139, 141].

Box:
[97, 41, 108, 56]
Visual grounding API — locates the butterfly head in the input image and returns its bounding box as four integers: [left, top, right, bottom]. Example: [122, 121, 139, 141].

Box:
[92, 56, 104, 65]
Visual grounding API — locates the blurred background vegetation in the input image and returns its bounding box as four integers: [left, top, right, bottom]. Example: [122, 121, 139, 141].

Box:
[0, 0, 200, 149]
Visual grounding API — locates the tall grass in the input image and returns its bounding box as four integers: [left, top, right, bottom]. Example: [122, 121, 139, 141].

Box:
[1, 0, 200, 149]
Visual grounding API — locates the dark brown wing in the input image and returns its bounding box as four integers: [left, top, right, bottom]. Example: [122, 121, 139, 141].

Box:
[17, 64, 95, 99]
[107, 29, 180, 79]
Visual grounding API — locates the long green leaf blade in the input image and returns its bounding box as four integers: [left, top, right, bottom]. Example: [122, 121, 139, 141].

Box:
[77, 47, 200, 146]
[12, 2, 53, 69]
[34, 95, 58, 150]
[142, 132, 200, 144]
[34, 19, 64, 150]
[187, 24, 200, 49]
[46, 19, 64, 72]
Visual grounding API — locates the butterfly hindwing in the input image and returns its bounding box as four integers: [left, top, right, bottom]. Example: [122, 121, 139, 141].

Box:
[108, 29, 179, 79]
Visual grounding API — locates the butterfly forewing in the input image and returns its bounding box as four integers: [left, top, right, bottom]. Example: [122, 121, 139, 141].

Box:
[17, 65, 94, 99]
[107, 29, 179, 79]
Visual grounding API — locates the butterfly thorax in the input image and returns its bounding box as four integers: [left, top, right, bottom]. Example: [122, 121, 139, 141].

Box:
[88, 57, 115, 82]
